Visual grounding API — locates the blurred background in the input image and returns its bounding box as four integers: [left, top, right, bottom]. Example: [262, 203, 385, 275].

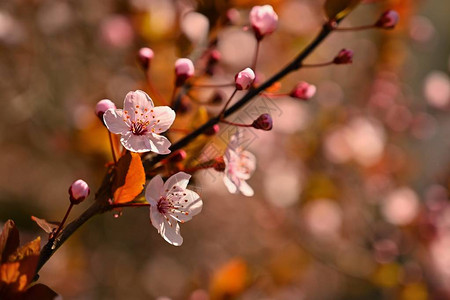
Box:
[1, 0, 449, 299]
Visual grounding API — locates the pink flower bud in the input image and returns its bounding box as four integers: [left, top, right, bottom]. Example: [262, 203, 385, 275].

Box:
[252, 113, 273, 131]
[333, 49, 354, 64]
[95, 99, 116, 119]
[226, 8, 241, 25]
[290, 81, 317, 100]
[204, 124, 220, 136]
[235, 67, 255, 90]
[249, 5, 278, 40]
[137, 47, 154, 70]
[175, 58, 195, 86]
[169, 150, 187, 162]
[69, 179, 90, 205]
[375, 10, 399, 29]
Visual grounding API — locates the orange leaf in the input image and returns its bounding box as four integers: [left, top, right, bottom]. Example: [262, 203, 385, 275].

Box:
[266, 81, 282, 93]
[0, 262, 20, 284]
[112, 152, 146, 204]
[210, 258, 248, 299]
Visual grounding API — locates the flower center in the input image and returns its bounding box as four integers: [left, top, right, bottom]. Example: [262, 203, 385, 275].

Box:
[130, 120, 149, 135]
[157, 197, 171, 214]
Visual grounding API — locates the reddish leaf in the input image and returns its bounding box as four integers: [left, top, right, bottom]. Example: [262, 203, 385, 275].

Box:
[8, 237, 40, 263]
[30, 216, 59, 234]
[0, 220, 20, 263]
[112, 152, 145, 204]
[21, 283, 59, 300]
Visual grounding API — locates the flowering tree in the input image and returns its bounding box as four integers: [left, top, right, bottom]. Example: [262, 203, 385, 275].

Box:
[4, 0, 447, 299]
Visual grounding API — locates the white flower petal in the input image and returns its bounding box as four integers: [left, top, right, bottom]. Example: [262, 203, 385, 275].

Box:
[147, 133, 172, 154]
[164, 172, 191, 192]
[239, 181, 254, 197]
[123, 90, 154, 121]
[149, 206, 164, 231]
[160, 217, 183, 246]
[103, 109, 129, 134]
[146, 175, 164, 205]
[120, 132, 153, 153]
[151, 106, 176, 134]
[223, 175, 238, 194]
[183, 190, 202, 216]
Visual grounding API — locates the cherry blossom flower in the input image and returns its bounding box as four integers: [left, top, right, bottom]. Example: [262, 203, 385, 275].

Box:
[223, 130, 256, 196]
[103, 90, 175, 154]
[249, 5, 278, 40]
[145, 172, 203, 246]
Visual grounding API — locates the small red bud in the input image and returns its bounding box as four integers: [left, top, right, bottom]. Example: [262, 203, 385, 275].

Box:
[290, 81, 317, 100]
[375, 10, 399, 29]
[252, 113, 273, 131]
[204, 124, 220, 136]
[333, 49, 354, 64]
[137, 47, 154, 70]
[175, 58, 195, 86]
[169, 150, 187, 162]
[69, 179, 90, 205]
[235, 68, 255, 90]
[95, 99, 116, 120]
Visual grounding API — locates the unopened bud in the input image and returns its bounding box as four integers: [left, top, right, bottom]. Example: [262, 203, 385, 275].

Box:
[375, 10, 399, 29]
[169, 150, 187, 162]
[204, 124, 220, 136]
[290, 81, 317, 100]
[206, 50, 221, 75]
[252, 113, 273, 131]
[69, 179, 90, 205]
[95, 99, 116, 120]
[137, 47, 154, 70]
[235, 67, 255, 90]
[333, 49, 353, 64]
[226, 8, 241, 25]
[175, 58, 195, 86]
[249, 5, 278, 40]
[213, 156, 226, 172]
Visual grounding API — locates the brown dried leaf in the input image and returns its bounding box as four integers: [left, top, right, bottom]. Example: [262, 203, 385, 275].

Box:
[324, 0, 361, 21]
[30, 216, 59, 234]
[0, 220, 20, 263]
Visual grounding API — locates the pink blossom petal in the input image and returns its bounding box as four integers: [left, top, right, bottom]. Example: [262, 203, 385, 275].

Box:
[152, 106, 176, 133]
[123, 90, 154, 121]
[171, 191, 202, 223]
[150, 206, 164, 231]
[239, 181, 254, 197]
[160, 217, 183, 246]
[146, 175, 164, 206]
[164, 172, 191, 191]
[103, 109, 129, 134]
[120, 132, 152, 153]
[223, 175, 238, 194]
[147, 133, 172, 154]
